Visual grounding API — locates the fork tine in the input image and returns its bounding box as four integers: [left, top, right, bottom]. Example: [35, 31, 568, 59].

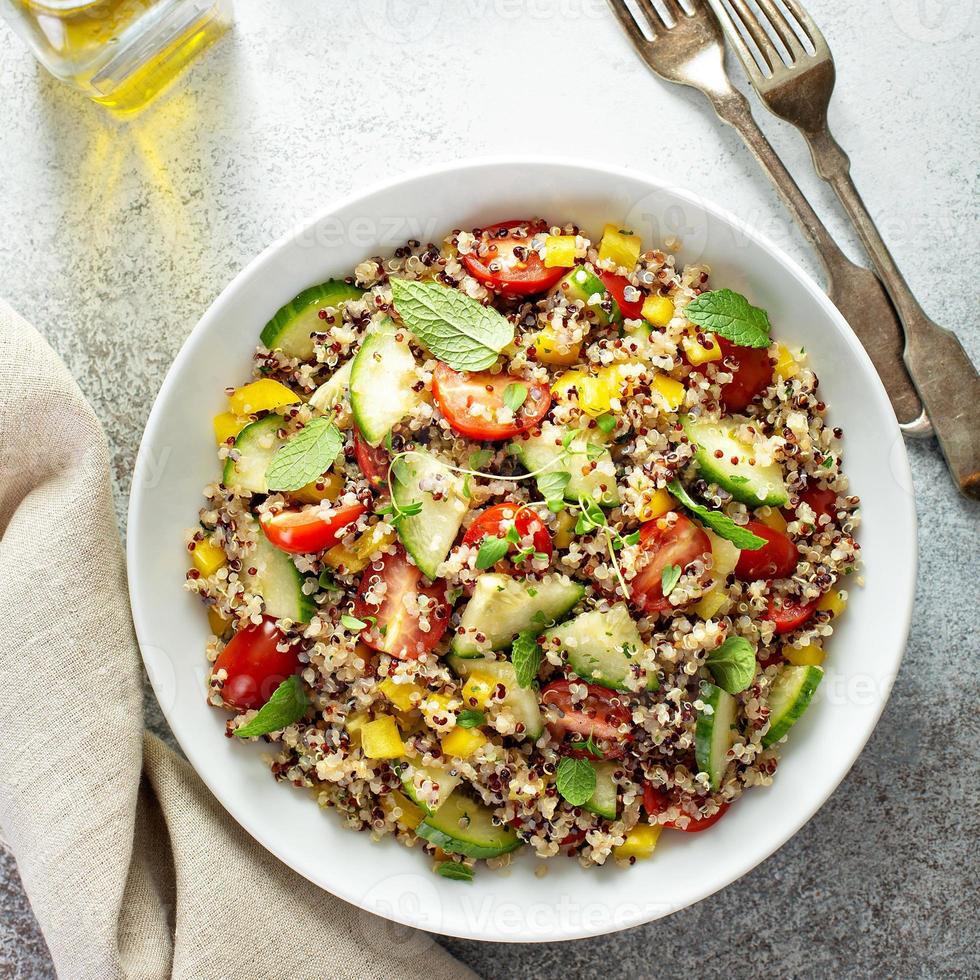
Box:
[726, 0, 785, 71]
[754, 0, 808, 61]
[606, 0, 650, 46]
[635, 0, 665, 31]
[660, 0, 692, 21]
[778, 0, 826, 51]
[708, 0, 772, 78]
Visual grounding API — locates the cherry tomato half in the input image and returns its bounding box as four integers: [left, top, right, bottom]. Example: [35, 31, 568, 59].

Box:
[353, 548, 450, 660]
[460, 219, 568, 296]
[354, 426, 389, 493]
[260, 502, 367, 555]
[785, 486, 838, 526]
[598, 271, 644, 320]
[734, 520, 798, 581]
[541, 679, 633, 758]
[718, 338, 774, 412]
[642, 784, 731, 832]
[462, 503, 552, 572]
[212, 617, 301, 711]
[432, 362, 552, 441]
[765, 595, 818, 634]
[629, 513, 711, 616]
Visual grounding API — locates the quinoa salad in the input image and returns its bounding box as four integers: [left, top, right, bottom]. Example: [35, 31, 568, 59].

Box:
[185, 218, 859, 878]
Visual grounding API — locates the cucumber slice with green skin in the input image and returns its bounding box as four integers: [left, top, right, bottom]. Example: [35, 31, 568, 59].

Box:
[349, 319, 422, 447]
[695, 683, 738, 791]
[551, 267, 622, 327]
[222, 414, 285, 494]
[448, 655, 544, 739]
[584, 760, 620, 820]
[762, 664, 823, 748]
[260, 280, 364, 360]
[450, 572, 585, 657]
[390, 450, 469, 578]
[543, 603, 657, 692]
[682, 416, 788, 507]
[308, 360, 352, 417]
[417, 790, 523, 859]
[400, 763, 462, 815]
[512, 422, 620, 508]
[241, 517, 315, 623]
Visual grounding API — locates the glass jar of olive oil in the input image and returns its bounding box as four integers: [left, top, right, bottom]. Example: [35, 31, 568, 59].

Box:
[1, 0, 231, 114]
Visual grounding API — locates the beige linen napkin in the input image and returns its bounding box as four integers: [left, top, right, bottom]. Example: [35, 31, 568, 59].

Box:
[0, 301, 476, 980]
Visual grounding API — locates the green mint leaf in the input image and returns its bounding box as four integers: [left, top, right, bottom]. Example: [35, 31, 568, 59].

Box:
[469, 448, 494, 470]
[661, 563, 682, 597]
[536, 470, 571, 509]
[341, 613, 368, 631]
[596, 413, 617, 434]
[561, 430, 577, 449]
[584, 442, 605, 461]
[683, 288, 772, 349]
[389, 278, 513, 371]
[503, 382, 528, 413]
[265, 418, 344, 492]
[234, 676, 308, 738]
[821, 455, 835, 469]
[556, 756, 596, 806]
[705, 636, 757, 694]
[318, 569, 341, 591]
[436, 861, 474, 882]
[456, 709, 485, 729]
[475, 535, 510, 570]
[510, 630, 542, 688]
[567, 734, 604, 759]
[623, 530, 640, 546]
[668, 480, 767, 551]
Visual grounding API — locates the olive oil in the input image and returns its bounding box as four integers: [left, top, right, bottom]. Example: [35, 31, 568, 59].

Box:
[2, 0, 230, 114]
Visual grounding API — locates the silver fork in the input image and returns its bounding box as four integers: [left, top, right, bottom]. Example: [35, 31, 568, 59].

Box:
[709, 0, 980, 498]
[606, 0, 926, 434]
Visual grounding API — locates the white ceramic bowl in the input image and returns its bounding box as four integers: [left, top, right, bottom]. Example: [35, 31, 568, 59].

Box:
[128, 159, 916, 943]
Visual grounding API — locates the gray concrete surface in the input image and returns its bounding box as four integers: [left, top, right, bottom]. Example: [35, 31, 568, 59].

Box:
[1, 1, 978, 976]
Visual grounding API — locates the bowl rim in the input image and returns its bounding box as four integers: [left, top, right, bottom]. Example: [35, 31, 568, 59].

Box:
[127, 155, 916, 942]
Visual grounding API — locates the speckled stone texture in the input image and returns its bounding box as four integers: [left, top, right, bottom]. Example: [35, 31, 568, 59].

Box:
[1, 1, 977, 976]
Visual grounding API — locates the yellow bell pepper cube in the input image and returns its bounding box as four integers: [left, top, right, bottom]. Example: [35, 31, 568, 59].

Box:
[598, 223, 642, 271]
[380, 678, 424, 712]
[227, 379, 301, 416]
[323, 542, 361, 573]
[213, 411, 249, 445]
[207, 608, 231, 637]
[681, 328, 722, 366]
[784, 643, 825, 667]
[554, 510, 576, 549]
[354, 523, 397, 561]
[360, 716, 406, 759]
[441, 726, 488, 759]
[461, 672, 496, 710]
[345, 710, 371, 741]
[638, 488, 674, 523]
[290, 471, 344, 504]
[543, 235, 579, 268]
[553, 364, 633, 418]
[383, 789, 425, 830]
[756, 506, 788, 533]
[641, 295, 675, 328]
[421, 692, 455, 722]
[614, 823, 662, 860]
[773, 342, 800, 380]
[816, 589, 847, 617]
[191, 538, 226, 576]
[651, 374, 686, 412]
[534, 328, 582, 367]
[692, 588, 729, 620]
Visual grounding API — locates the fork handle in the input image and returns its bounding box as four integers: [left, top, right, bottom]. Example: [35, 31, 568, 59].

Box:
[708, 91, 926, 429]
[806, 130, 980, 499]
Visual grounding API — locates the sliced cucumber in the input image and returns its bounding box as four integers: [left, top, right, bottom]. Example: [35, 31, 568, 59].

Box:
[584, 760, 620, 820]
[241, 518, 315, 623]
[400, 763, 462, 815]
[390, 450, 468, 578]
[762, 664, 823, 747]
[551, 266, 622, 326]
[544, 603, 657, 692]
[308, 359, 352, 418]
[260, 280, 363, 360]
[683, 416, 788, 507]
[451, 572, 584, 657]
[222, 414, 285, 494]
[417, 790, 523, 859]
[448, 654, 544, 740]
[512, 422, 620, 508]
[695, 683, 738, 791]
[349, 319, 422, 446]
